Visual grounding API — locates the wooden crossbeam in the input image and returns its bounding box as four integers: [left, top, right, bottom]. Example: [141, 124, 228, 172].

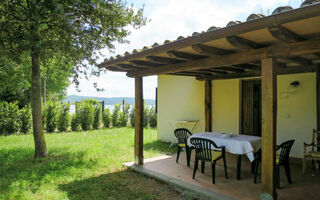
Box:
[226, 35, 312, 65]
[226, 35, 265, 49]
[269, 25, 320, 58]
[195, 69, 228, 74]
[117, 63, 146, 70]
[269, 26, 304, 43]
[192, 44, 234, 56]
[196, 65, 317, 80]
[215, 66, 245, 73]
[234, 64, 261, 71]
[127, 38, 320, 77]
[146, 55, 184, 64]
[129, 60, 164, 67]
[167, 50, 208, 60]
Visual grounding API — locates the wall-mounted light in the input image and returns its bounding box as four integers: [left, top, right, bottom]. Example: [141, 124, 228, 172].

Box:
[290, 81, 300, 88]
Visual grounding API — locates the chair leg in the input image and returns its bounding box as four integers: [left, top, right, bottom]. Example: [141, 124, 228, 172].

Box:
[254, 159, 260, 184]
[302, 157, 306, 174]
[186, 146, 190, 167]
[211, 162, 216, 184]
[176, 146, 181, 163]
[276, 165, 280, 189]
[223, 155, 228, 179]
[201, 161, 205, 173]
[284, 161, 292, 184]
[193, 158, 199, 179]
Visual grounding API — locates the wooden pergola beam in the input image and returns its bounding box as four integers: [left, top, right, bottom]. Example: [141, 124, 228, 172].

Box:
[167, 50, 208, 60]
[196, 65, 317, 80]
[215, 66, 245, 73]
[226, 35, 265, 49]
[127, 38, 320, 77]
[129, 60, 164, 67]
[192, 44, 234, 56]
[146, 55, 184, 64]
[134, 77, 144, 165]
[269, 26, 304, 43]
[261, 58, 277, 199]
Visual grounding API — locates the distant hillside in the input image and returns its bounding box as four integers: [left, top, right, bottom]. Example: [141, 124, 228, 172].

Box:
[64, 95, 155, 105]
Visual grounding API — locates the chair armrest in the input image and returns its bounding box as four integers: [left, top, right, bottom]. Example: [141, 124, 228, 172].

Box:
[304, 142, 314, 147]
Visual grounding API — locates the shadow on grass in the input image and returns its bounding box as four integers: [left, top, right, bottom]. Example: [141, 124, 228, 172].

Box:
[143, 141, 176, 154]
[59, 170, 185, 200]
[0, 147, 97, 196]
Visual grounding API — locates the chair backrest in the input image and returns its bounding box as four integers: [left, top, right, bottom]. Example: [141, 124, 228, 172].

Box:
[190, 137, 221, 162]
[174, 128, 192, 145]
[277, 140, 295, 165]
[312, 129, 320, 152]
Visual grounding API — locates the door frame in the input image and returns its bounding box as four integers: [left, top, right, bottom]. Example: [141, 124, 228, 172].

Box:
[239, 78, 261, 135]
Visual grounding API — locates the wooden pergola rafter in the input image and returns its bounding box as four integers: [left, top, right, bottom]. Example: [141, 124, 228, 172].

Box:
[99, 3, 320, 199]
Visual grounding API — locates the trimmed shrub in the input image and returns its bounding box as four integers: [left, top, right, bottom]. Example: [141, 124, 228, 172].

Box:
[112, 104, 121, 127]
[92, 105, 101, 129]
[149, 106, 157, 128]
[119, 103, 130, 127]
[0, 101, 21, 135]
[77, 99, 97, 131]
[71, 113, 79, 131]
[20, 105, 32, 134]
[45, 101, 58, 133]
[102, 108, 111, 128]
[129, 105, 135, 127]
[57, 103, 70, 132]
[143, 104, 149, 128]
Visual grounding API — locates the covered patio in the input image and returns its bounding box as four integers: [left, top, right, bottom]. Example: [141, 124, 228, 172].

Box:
[125, 152, 320, 200]
[99, 2, 320, 199]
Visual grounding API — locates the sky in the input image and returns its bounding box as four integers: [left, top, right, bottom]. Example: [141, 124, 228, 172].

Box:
[66, 0, 302, 100]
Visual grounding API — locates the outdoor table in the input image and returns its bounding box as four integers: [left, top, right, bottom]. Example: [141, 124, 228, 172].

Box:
[187, 132, 261, 180]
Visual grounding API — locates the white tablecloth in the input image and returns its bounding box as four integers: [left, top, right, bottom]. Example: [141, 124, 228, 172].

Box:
[187, 132, 261, 162]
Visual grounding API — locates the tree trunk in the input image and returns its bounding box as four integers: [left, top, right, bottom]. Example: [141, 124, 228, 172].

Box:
[31, 52, 48, 158]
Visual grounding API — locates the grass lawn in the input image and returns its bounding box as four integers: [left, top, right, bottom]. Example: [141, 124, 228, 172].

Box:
[0, 128, 186, 200]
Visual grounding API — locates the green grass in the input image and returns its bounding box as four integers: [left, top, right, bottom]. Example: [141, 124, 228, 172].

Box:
[0, 128, 185, 200]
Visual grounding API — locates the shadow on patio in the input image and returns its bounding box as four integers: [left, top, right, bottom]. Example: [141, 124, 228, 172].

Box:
[125, 151, 320, 200]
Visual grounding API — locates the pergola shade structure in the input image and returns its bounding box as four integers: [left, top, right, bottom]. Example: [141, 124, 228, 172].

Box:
[99, 1, 320, 199]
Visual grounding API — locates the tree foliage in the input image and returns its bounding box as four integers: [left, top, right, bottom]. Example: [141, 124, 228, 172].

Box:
[0, 0, 146, 157]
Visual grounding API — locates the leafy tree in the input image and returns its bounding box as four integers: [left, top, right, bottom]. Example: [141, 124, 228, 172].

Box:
[0, 0, 146, 157]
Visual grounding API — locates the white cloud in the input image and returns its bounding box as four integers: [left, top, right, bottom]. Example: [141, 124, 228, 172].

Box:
[67, 0, 299, 99]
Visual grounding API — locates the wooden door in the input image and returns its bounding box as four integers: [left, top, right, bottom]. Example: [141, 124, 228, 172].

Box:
[241, 80, 261, 136]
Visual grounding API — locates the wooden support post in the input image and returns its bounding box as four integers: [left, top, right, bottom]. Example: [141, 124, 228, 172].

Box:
[205, 80, 212, 132]
[135, 77, 144, 165]
[261, 58, 277, 199]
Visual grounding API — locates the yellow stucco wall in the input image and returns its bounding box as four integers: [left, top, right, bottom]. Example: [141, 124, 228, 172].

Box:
[212, 79, 240, 134]
[157, 75, 205, 142]
[157, 73, 316, 158]
[277, 73, 316, 158]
